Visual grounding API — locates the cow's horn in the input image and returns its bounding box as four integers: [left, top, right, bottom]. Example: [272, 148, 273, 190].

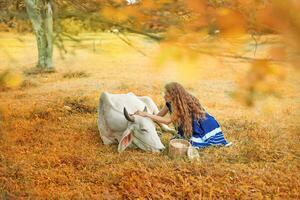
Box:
[124, 107, 135, 122]
[143, 106, 148, 113]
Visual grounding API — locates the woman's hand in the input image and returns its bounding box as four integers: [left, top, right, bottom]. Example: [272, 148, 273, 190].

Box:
[134, 110, 149, 117]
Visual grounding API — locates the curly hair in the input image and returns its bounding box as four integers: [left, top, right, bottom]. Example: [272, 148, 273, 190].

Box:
[165, 82, 206, 138]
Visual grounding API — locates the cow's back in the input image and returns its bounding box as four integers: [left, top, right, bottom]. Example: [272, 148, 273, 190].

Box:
[106, 92, 146, 113]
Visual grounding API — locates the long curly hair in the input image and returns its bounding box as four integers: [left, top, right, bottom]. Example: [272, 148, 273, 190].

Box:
[165, 82, 206, 138]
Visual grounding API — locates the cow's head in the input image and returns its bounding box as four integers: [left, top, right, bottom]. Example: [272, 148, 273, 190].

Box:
[118, 107, 165, 152]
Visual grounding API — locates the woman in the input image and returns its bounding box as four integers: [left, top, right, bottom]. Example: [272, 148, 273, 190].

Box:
[134, 82, 231, 148]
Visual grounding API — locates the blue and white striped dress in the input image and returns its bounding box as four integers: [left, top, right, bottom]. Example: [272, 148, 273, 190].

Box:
[176, 113, 231, 148]
[190, 113, 231, 148]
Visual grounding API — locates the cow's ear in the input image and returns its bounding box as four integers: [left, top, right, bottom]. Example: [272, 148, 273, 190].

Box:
[118, 129, 133, 152]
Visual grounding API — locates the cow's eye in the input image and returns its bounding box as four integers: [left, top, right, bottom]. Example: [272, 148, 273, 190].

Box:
[140, 128, 148, 133]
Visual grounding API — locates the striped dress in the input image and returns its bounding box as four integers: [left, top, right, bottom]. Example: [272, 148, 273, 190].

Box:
[190, 113, 231, 148]
[167, 102, 231, 148]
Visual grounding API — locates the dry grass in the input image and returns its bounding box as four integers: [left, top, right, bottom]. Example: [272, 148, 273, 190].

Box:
[63, 96, 97, 114]
[0, 32, 299, 199]
[20, 79, 39, 89]
[62, 71, 90, 79]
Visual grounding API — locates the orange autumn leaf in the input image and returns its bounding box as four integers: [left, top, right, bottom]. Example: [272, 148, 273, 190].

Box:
[140, 0, 159, 10]
[185, 0, 206, 13]
[269, 47, 286, 61]
[216, 8, 246, 37]
[101, 6, 128, 23]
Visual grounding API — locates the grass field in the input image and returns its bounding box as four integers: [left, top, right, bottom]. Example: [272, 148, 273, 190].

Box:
[0, 32, 299, 199]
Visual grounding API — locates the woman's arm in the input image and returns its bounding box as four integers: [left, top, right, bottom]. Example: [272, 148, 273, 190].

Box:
[157, 105, 169, 117]
[147, 113, 172, 125]
[134, 110, 172, 125]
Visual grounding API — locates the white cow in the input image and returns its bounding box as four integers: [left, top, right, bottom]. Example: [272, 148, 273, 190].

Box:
[98, 92, 174, 152]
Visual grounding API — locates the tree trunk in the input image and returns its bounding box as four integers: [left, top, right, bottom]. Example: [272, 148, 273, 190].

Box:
[24, 0, 53, 70]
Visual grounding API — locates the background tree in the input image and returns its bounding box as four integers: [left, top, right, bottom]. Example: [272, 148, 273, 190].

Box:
[24, 0, 54, 70]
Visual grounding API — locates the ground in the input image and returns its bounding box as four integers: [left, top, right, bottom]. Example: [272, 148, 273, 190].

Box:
[0, 32, 299, 199]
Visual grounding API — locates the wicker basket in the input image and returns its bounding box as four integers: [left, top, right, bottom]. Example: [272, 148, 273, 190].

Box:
[168, 139, 191, 158]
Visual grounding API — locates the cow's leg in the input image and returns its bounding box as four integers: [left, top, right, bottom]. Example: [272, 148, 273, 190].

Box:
[101, 133, 115, 145]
